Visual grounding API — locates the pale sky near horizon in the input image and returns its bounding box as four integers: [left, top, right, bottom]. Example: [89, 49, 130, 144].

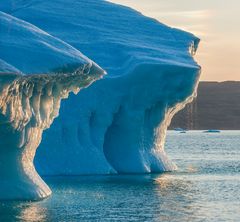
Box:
[110, 0, 240, 81]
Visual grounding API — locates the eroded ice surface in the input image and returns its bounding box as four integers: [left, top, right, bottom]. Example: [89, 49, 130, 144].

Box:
[0, 10, 105, 199]
[0, 1, 200, 179]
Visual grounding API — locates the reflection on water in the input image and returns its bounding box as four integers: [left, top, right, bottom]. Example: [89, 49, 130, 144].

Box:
[154, 174, 199, 221]
[0, 131, 240, 221]
[17, 204, 47, 222]
[0, 201, 49, 222]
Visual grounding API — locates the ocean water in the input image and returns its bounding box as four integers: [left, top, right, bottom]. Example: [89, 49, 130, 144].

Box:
[0, 131, 239, 222]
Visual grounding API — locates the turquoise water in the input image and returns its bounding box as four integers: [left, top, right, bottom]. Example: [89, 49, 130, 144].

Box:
[1, 131, 240, 221]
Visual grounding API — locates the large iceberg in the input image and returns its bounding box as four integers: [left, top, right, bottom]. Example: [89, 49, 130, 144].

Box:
[0, 11, 105, 199]
[0, 0, 200, 199]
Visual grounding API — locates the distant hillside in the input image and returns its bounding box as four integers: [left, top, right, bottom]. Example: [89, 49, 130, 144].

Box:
[170, 81, 240, 130]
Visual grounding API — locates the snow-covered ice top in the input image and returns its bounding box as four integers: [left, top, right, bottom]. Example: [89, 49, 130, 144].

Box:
[0, 11, 103, 75]
[0, 0, 199, 77]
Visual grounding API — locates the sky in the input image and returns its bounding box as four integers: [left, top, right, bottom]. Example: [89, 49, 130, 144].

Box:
[110, 0, 240, 81]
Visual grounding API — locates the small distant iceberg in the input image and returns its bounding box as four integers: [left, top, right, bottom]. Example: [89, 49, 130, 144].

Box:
[174, 128, 187, 133]
[180, 131, 187, 134]
[203, 129, 221, 133]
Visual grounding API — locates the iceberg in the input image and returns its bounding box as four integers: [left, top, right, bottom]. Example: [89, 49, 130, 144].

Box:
[0, 11, 105, 199]
[0, 0, 201, 199]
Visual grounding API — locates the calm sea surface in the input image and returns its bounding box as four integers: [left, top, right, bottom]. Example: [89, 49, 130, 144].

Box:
[0, 131, 239, 221]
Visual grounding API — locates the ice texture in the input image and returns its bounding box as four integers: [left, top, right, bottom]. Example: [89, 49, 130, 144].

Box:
[0, 0, 200, 188]
[0, 11, 105, 199]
